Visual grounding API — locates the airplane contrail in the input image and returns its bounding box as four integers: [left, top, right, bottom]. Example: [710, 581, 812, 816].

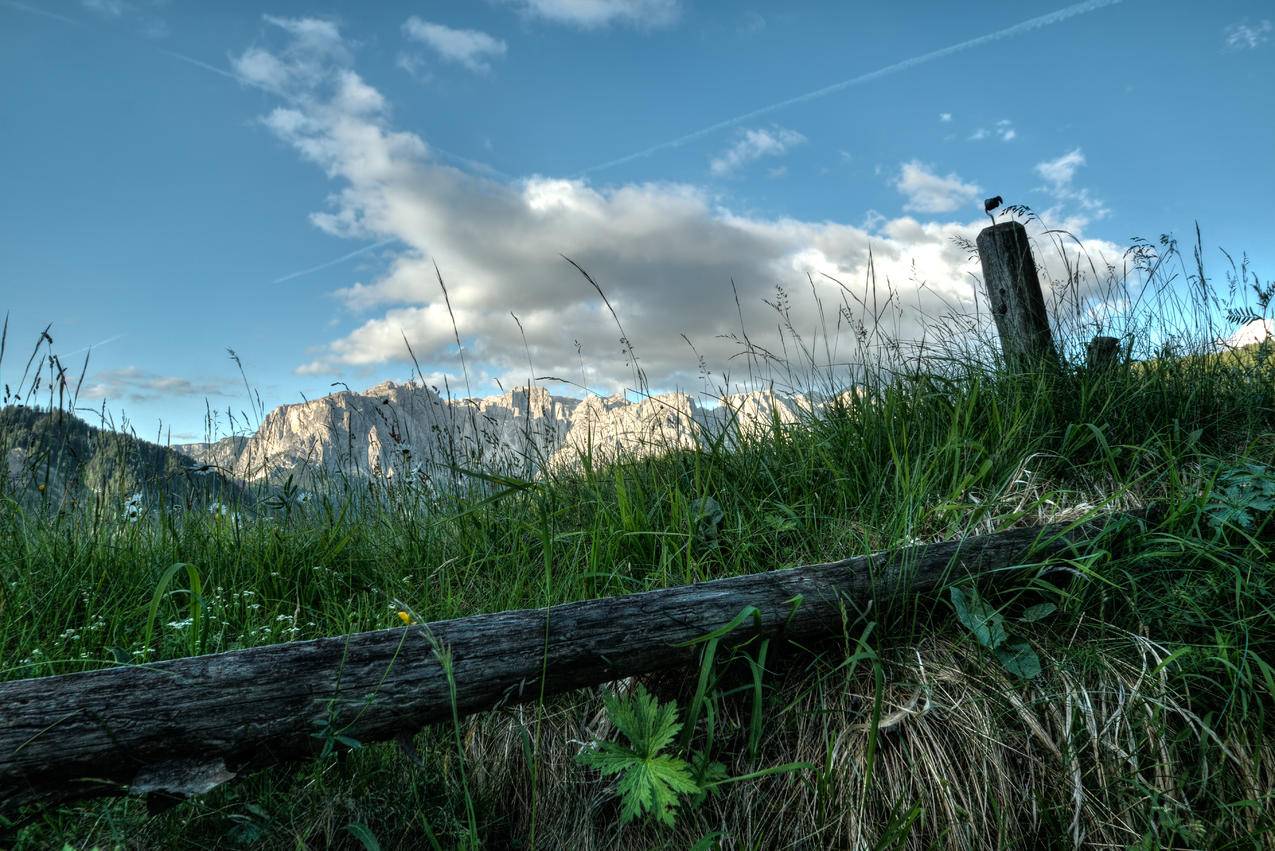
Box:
[159, 48, 512, 181]
[5, 0, 492, 282]
[0, 0, 79, 26]
[8, 0, 515, 183]
[3, 1, 269, 89]
[579, 0, 1125, 176]
[64, 334, 126, 357]
[157, 48, 281, 92]
[273, 239, 398, 284]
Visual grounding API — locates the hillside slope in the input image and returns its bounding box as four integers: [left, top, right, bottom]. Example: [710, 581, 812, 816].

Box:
[1, 405, 245, 508]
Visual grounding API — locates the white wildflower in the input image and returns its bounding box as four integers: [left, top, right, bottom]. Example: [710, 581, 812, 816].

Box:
[123, 492, 144, 523]
[208, 501, 240, 523]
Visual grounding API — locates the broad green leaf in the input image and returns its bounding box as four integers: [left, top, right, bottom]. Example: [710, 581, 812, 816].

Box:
[950, 586, 1006, 650]
[690, 496, 724, 544]
[1020, 603, 1057, 623]
[346, 823, 381, 851]
[996, 641, 1042, 680]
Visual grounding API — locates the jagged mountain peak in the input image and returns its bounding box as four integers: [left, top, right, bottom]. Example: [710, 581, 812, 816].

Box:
[177, 381, 859, 484]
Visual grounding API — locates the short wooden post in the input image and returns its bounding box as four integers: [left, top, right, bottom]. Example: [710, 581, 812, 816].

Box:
[976, 221, 1059, 372]
[1086, 335, 1120, 371]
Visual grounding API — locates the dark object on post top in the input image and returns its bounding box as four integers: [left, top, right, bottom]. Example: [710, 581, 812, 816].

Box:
[984, 195, 1003, 226]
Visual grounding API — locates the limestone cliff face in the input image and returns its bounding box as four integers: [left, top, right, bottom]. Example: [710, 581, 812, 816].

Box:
[176, 381, 853, 485]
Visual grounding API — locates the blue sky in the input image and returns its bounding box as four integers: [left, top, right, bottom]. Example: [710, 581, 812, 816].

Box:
[2, 0, 1272, 441]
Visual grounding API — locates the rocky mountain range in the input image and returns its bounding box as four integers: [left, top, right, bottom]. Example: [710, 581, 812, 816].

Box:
[176, 381, 860, 487]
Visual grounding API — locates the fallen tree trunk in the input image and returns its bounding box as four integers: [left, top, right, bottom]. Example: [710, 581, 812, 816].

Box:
[0, 511, 1147, 811]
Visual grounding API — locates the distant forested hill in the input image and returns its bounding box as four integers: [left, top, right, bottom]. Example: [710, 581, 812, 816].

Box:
[1, 405, 245, 509]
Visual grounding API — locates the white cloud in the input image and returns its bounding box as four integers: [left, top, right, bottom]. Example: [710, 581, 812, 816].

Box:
[234, 20, 1120, 392]
[894, 161, 981, 214]
[82, 368, 230, 402]
[939, 112, 952, 123]
[709, 127, 805, 176]
[402, 18, 507, 73]
[234, 16, 350, 93]
[1034, 147, 1109, 225]
[1220, 318, 1273, 348]
[970, 119, 1015, 142]
[500, 0, 679, 29]
[1225, 19, 1271, 50]
[1036, 148, 1085, 187]
[395, 52, 433, 84]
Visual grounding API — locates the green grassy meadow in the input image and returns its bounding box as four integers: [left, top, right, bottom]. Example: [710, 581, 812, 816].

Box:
[2, 232, 1274, 848]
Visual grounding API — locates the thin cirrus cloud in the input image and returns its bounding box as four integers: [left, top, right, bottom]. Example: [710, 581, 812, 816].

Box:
[1224, 19, 1271, 50]
[79, 0, 169, 37]
[401, 18, 508, 73]
[80, 0, 128, 17]
[499, 0, 680, 29]
[1, 0, 80, 26]
[709, 127, 806, 177]
[894, 161, 981, 214]
[229, 17, 1120, 393]
[969, 119, 1016, 142]
[81, 368, 230, 403]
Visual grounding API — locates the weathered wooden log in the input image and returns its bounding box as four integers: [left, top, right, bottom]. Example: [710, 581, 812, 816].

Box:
[977, 221, 1060, 371]
[0, 512, 1144, 812]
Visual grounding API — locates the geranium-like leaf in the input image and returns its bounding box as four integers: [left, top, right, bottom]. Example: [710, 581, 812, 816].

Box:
[950, 585, 1007, 650]
[577, 684, 702, 827]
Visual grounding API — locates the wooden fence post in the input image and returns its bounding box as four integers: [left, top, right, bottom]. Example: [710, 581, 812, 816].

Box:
[1086, 335, 1121, 371]
[976, 221, 1059, 372]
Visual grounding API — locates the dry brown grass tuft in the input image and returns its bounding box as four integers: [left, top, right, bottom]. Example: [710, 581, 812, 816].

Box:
[442, 632, 1270, 850]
